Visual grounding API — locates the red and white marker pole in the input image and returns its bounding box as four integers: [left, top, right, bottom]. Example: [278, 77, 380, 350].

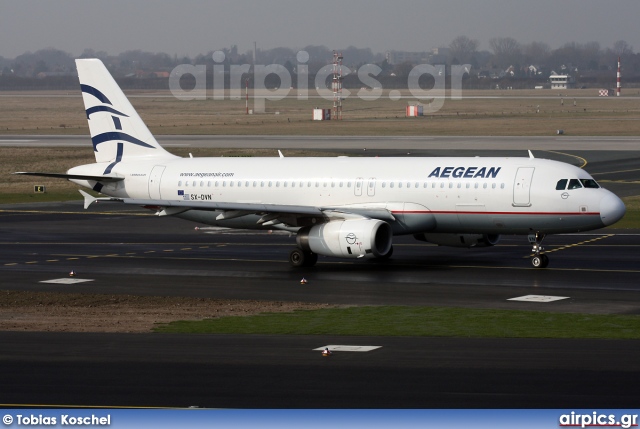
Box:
[617, 56, 621, 97]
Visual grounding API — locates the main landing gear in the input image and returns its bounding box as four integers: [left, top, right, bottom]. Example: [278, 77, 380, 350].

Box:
[529, 232, 549, 268]
[289, 248, 318, 267]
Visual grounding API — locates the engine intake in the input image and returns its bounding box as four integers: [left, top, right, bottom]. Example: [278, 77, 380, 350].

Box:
[297, 219, 393, 258]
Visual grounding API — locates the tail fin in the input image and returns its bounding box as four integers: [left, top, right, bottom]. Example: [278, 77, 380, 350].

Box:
[76, 59, 177, 164]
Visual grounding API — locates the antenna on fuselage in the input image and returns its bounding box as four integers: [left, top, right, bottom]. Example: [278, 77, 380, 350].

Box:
[528, 150, 535, 159]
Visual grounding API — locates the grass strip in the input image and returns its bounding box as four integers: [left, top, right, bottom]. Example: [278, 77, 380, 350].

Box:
[154, 306, 640, 339]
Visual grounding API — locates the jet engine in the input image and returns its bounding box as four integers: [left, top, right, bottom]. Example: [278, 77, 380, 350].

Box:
[297, 219, 393, 259]
[414, 233, 500, 248]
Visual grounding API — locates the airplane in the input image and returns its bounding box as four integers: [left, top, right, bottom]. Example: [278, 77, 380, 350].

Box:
[16, 59, 626, 268]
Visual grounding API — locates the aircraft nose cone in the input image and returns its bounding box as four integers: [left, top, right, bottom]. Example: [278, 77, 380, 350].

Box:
[600, 193, 626, 226]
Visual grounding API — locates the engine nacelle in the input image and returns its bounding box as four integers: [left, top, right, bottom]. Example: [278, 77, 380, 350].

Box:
[414, 233, 500, 248]
[297, 219, 393, 259]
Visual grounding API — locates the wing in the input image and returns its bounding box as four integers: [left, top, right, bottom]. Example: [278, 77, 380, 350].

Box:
[79, 191, 395, 225]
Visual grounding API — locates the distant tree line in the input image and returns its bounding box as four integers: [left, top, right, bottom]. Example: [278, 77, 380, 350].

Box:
[1, 38, 638, 90]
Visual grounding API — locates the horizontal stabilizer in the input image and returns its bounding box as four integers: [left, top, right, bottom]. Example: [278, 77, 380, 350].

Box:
[79, 190, 123, 209]
[14, 172, 124, 182]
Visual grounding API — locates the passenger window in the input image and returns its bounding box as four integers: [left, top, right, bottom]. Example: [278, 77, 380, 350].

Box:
[580, 179, 600, 189]
[556, 179, 568, 190]
[568, 179, 582, 189]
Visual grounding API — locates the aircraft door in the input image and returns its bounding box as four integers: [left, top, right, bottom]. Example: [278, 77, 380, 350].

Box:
[367, 177, 376, 196]
[149, 165, 166, 199]
[355, 177, 363, 196]
[513, 167, 534, 207]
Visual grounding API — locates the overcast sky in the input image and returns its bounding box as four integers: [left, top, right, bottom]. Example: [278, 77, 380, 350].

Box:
[1, 0, 639, 58]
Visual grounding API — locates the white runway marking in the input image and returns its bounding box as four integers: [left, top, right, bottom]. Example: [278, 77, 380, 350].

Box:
[40, 278, 94, 285]
[314, 345, 382, 352]
[508, 295, 569, 303]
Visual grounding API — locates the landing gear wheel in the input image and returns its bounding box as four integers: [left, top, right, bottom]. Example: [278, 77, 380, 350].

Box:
[289, 248, 317, 267]
[531, 254, 550, 268]
[540, 254, 549, 268]
[529, 232, 549, 268]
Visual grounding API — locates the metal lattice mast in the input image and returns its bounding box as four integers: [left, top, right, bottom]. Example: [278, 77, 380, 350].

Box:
[332, 51, 343, 120]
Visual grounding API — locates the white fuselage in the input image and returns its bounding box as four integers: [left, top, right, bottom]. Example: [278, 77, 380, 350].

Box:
[69, 155, 624, 236]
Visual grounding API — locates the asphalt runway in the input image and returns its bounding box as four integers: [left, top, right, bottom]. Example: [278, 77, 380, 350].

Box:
[0, 141, 639, 408]
[1, 203, 640, 408]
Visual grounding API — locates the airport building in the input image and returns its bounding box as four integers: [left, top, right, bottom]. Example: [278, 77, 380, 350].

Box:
[549, 73, 575, 89]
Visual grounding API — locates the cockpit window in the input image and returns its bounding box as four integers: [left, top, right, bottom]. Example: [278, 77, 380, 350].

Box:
[556, 179, 568, 190]
[580, 179, 600, 189]
[568, 179, 583, 189]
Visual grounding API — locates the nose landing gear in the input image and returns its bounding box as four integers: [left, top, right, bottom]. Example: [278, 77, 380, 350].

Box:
[529, 232, 549, 268]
